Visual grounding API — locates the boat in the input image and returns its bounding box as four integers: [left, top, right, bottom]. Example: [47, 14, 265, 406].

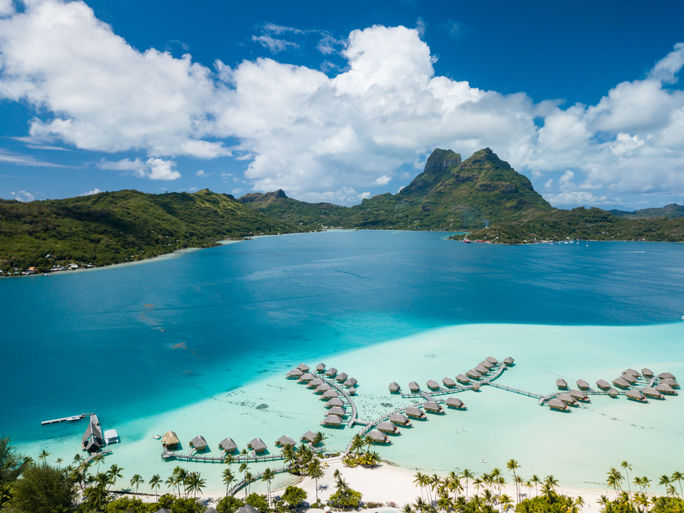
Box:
[153, 434, 161, 440]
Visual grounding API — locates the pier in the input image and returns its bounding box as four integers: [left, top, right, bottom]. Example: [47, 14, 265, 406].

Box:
[400, 361, 508, 399]
[162, 451, 284, 464]
[319, 375, 360, 427]
[41, 413, 89, 426]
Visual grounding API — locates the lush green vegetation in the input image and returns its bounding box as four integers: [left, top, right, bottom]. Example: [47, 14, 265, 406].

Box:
[456, 208, 684, 244]
[341, 434, 381, 468]
[0, 189, 294, 274]
[610, 204, 684, 220]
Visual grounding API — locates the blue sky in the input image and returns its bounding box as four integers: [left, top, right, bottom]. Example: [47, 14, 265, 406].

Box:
[1, 0, 683, 208]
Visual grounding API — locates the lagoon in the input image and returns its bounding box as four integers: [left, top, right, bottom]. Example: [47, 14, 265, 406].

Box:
[1, 231, 683, 492]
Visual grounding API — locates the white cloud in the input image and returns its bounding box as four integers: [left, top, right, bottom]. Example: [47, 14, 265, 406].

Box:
[251, 35, 298, 53]
[82, 187, 102, 195]
[374, 175, 391, 185]
[547, 190, 609, 207]
[10, 190, 34, 202]
[196, 169, 207, 177]
[98, 157, 181, 180]
[0, 0, 14, 16]
[0, 149, 65, 167]
[1, 2, 684, 206]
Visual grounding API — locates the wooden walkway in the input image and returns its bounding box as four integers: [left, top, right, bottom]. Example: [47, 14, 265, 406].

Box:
[320, 376, 360, 427]
[400, 362, 508, 399]
[227, 466, 289, 496]
[162, 451, 284, 464]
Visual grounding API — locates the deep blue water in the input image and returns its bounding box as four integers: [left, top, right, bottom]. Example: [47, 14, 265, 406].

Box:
[1, 231, 683, 442]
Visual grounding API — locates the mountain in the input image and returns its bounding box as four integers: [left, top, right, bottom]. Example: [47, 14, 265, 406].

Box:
[0, 189, 293, 273]
[238, 189, 349, 229]
[610, 204, 684, 219]
[240, 148, 553, 230]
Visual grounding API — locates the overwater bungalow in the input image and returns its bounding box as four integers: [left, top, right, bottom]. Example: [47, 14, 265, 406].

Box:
[344, 377, 358, 388]
[658, 372, 676, 380]
[423, 401, 443, 414]
[480, 361, 494, 370]
[316, 363, 326, 373]
[576, 380, 590, 391]
[655, 383, 676, 395]
[626, 390, 646, 402]
[456, 374, 471, 384]
[596, 379, 611, 391]
[322, 415, 342, 427]
[322, 390, 339, 399]
[426, 380, 440, 391]
[475, 365, 489, 374]
[190, 435, 208, 452]
[298, 373, 315, 383]
[389, 382, 401, 394]
[641, 368, 654, 378]
[326, 398, 344, 408]
[472, 383, 481, 391]
[308, 378, 324, 388]
[348, 387, 357, 396]
[466, 369, 482, 380]
[275, 435, 296, 447]
[446, 397, 465, 409]
[405, 406, 426, 419]
[82, 415, 104, 453]
[248, 438, 267, 453]
[408, 381, 420, 393]
[485, 356, 498, 364]
[624, 368, 640, 378]
[556, 378, 568, 390]
[219, 438, 237, 453]
[389, 413, 411, 426]
[297, 364, 310, 372]
[161, 431, 180, 450]
[503, 357, 515, 366]
[621, 373, 638, 385]
[367, 430, 389, 444]
[642, 387, 663, 399]
[607, 388, 619, 398]
[661, 378, 679, 389]
[336, 372, 349, 383]
[442, 377, 457, 388]
[300, 431, 317, 444]
[286, 369, 303, 379]
[328, 406, 346, 417]
[548, 398, 569, 411]
[613, 377, 631, 389]
[325, 367, 338, 378]
[569, 390, 590, 402]
[557, 393, 578, 406]
[376, 421, 398, 434]
[315, 383, 332, 394]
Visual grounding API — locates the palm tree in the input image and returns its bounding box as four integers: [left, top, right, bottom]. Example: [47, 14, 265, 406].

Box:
[506, 459, 520, 503]
[659, 475, 672, 496]
[312, 432, 327, 447]
[107, 464, 123, 489]
[499, 493, 513, 513]
[414, 472, 428, 500]
[239, 461, 249, 497]
[72, 453, 83, 466]
[446, 471, 461, 500]
[91, 452, 105, 474]
[530, 475, 540, 497]
[244, 471, 253, 498]
[542, 475, 558, 498]
[403, 505, 414, 513]
[223, 467, 235, 495]
[55, 457, 63, 468]
[620, 461, 632, 493]
[149, 474, 162, 498]
[130, 474, 143, 493]
[671, 471, 683, 498]
[461, 469, 474, 500]
[308, 459, 324, 504]
[165, 474, 178, 496]
[262, 467, 275, 506]
[607, 468, 623, 494]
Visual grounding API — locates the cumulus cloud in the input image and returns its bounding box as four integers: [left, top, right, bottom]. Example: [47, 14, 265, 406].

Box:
[251, 34, 298, 53]
[1, 1, 684, 205]
[82, 187, 102, 196]
[98, 158, 181, 180]
[0, 0, 14, 15]
[10, 190, 34, 202]
[196, 169, 207, 177]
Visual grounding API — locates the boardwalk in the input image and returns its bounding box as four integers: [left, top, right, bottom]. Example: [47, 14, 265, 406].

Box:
[162, 451, 284, 464]
[320, 376, 360, 427]
[400, 362, 508, 399]
[227, 466, 289, 496]
[487, 382, 543, 399]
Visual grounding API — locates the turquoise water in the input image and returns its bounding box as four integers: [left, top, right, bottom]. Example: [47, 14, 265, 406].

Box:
[1, 231, 683, 491]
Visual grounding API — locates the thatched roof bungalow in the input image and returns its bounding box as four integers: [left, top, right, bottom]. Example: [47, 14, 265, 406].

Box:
[480, 361, 494, 370]
[466, 369, 482, 380]
[344, 377, 358, 388]
[641, 368, 654, 378]
[446, 397, 465, 409]
[300, 431, 317, 444]
[503, 357, 515, 366]
[557, 393, 577, 405]
[298, 373, 315, 383]
[569, 390, 590, 402]
[548, 399, 568, 411]
[613, 377, 630, 389]
[286, 369, 303, 379]
[596, 379, 611, 391]
[328, 406, 346, 417]
[655, 383, 676, 395]
[325, 367, 338, 378]
[607, 388, 619, 398]
[658, 372, 676, 380]
[405, 406, 426, 419]
[376, 421, 398, 434]
[576, 380, 590, 391]
[426, 380, 440, 391]
[219, 438, 237, 453]
[389, 413, 410, 426]
[389, 382, 401, 393]
[423, 401, 443, 414]
[322, 390, 339, 399]
[161, 431, 179, 449]
[621, 373, 638, 385]
[322, 415, 342, 427]
[336, 372, 348, 383]
[626, 390, 646, 402]
[624, 368, 640, 378]
[316, 363, 326, 373]
[456, 374, 471, 384]
[408, 381, 420, 393]
[642, 387, 663, 399]
[248, 438, 267, 453]
[367, 430, 389, 445]
[485, 356, 498, 364]
[297, 364, 309, 372]
[276, 435, 296, 447]
[308, 378, 324, 388]
[315, 383, 332, 394]
[326, 398, 344, 408]
[472, 383, 481, 391]
[661, 378, 679, 389]
[442, 377, 456, 388]
[556, 378, 568, 390]
[190, 435, 208, 452]
[475, 365, 489, 374]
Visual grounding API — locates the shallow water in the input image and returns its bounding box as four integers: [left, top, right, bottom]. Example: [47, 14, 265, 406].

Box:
[1, 231, 683, 493]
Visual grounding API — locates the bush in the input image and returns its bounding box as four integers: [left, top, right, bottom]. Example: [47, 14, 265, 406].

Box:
[652, 497, 684, 513]
[10, 462, 76, 513]
[281, 485, 307, 510]
[217, 495, 245, 513]
[246, 493, 270, 512]
[170, 497, 204, 513]
[328, 487, 362, 510]
[105, 497, 154, 513]
[516, 493, 575, 513]
[157, 494, 176, 509]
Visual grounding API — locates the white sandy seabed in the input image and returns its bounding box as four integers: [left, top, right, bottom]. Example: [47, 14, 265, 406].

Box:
[18, 322, 684, 504]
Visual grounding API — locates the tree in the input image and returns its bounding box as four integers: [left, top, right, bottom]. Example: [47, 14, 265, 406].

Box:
[10, 462, 76, 513]
[414, 472, 429, 501]
[37, 450, 50, 463]
[170, 497, 204, 513]
[312, 432, 327, 447]
[246, 492, 270, 512]
[130, 473, 144, 493]
[542, 476, 559, 498]
[185, 471, 206, 498]
[217, 495, 245, 513]
[671, 471, 683, 498]
[223, 467, 235, 495]
[262, 467, 275, 506]
[150, 474, 162, 498]
[607, 469, 624, 495]
[105, 497, 149, 513]
[660, 475, 672, 496]
[461, 469, 475, 500]
[308, 459, 324, 504]
[328, 483, 362, 510]
[107, 464, 124, 489]
[244, 472, 253, 499]
[620, 462, 632, 494]
[0, 437, 29, 508]
[282, 485, 307, 510]
[507, 459, 520, 503]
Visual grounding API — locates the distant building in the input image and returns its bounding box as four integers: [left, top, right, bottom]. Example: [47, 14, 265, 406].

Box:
[104, 429, 119, 445]
[82, 415, 104, 453]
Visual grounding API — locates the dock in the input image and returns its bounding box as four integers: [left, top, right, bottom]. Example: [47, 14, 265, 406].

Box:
[41, 414, 88, 426]
[162, 451, 284, 464]
[319, 375, 360, 427]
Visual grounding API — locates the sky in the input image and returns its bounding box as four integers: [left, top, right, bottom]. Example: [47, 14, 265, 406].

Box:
[1, 0, 684, 209]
